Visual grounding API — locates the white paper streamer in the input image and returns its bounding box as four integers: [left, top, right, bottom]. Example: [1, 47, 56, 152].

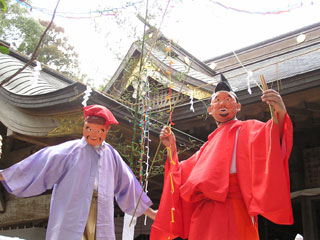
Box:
[184, 56, 190, 65]
[246, 71, 253, 94]
[122, 213, 136, 240]
[189, 90, 194, 112]
[32, 61, 42, 84]
[0, 236, 25, 240]
[295, 234, 303, 240]
[0, 135, 2, 159]
[232, 51, 263, 93]
[82, 86, 92, 107]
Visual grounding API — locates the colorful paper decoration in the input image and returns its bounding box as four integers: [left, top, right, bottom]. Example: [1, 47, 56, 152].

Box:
[138, 70, 151, 225]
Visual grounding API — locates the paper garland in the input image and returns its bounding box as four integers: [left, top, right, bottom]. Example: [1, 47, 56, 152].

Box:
[137, 70, 151, 225]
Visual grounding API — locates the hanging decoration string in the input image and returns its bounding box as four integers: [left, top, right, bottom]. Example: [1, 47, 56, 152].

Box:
[16, 0, 313, 20]
[138, 98, 145, 185]
[166, 39, 176, 239]
[129, 0, 173, 227]
[138, 75, 151, 225]
[15, 0, 143, 19]
[0, 0, 62, 88]
[103, 42, 318, 122]
[129, 40, 192, 227]
[157, 45, 320, 106]
[105, 44, 320, 110]
[138, 74, 150, 186]
[208, 0, 306, 15]
[127, 0, 150, 187]
[232, 50, 262, 94]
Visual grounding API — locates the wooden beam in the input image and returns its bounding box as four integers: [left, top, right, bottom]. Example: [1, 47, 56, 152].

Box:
[2, 145, 42, 168]
[305, 102, 320, 112]
[10, 132, 73, 147]
[0, 194, 50, 227]
[294, 121, 320, 130]
[287, 107, 313, 116]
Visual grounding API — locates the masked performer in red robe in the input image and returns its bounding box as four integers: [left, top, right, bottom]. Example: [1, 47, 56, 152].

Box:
[151, 75, 293, 240]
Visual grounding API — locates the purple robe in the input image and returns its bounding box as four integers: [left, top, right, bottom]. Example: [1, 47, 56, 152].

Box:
[1, 137, 152, 240]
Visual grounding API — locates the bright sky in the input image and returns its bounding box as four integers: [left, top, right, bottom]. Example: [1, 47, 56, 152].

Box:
[26, 0, 320, 88]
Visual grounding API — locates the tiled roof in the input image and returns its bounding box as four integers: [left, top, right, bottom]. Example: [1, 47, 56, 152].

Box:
[223, 44, 320, 93]
[150, 47, 218, 85]
[0, 54, 71, 96]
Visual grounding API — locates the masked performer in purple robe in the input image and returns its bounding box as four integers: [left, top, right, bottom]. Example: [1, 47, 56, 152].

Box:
[0, 105, 155, 240]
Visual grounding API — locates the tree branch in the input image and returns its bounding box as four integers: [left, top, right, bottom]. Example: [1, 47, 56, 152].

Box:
[0, 0, 61, 88]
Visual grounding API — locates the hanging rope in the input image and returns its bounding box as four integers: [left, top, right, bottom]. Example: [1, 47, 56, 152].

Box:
[128, 38, 193, 228]
[128, 0, 149, 177]
[166, 39, 176, 239]
[129, 0, 173, 227]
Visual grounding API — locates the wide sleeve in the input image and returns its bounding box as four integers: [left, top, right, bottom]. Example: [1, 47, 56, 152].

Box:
[112, 148, 152, 217]
[237, 114, 294, 225]
[1, 144, 71, 197]
[150, 150, 198, 240]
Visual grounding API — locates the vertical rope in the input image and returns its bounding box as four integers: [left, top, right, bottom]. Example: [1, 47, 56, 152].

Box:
[166, 39, 175, 239]
[128, 0, 149, 169]
[260, 74, 277, 175]
[143, 76, 151, 225]
[129, 0, 173, 227]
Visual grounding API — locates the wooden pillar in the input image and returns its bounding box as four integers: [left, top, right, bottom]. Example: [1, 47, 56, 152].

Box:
[301, 197, 315, 240]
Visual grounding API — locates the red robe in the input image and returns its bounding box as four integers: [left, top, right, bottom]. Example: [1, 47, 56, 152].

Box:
[151, 115, 293, 239]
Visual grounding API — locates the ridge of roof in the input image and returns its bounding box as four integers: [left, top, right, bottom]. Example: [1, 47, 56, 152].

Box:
[204, 21, 320, 64]
[0, 40, 75, 85]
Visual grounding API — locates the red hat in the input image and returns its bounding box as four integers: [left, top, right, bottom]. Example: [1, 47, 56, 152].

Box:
[83, 105, 119, 126]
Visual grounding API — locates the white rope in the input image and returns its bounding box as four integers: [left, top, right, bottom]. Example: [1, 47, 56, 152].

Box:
[232, 50, 263, 93]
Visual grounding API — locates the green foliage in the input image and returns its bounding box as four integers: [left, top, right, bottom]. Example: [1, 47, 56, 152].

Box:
[0, 0, 7, 12]
[107, 123, 167, 178]
[0, 45, 9, 54]
[37, 20, 80, 78]
[0, 0, 80, 79]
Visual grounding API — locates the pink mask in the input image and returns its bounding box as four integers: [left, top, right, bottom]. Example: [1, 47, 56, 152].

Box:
[83, 122, 108, 146]
[208, 91, 240, 124]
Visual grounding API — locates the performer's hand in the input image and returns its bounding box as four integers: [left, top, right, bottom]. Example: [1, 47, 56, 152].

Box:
[160, 126, 177, 152]
[261, 89, 287, 136]
[144, 208, 157, 220]
[0, 173, 3, 181]
[261, 89, 287, 116]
